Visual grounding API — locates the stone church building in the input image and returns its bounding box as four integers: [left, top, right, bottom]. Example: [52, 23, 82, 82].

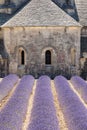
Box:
[0, 0, 87, 78]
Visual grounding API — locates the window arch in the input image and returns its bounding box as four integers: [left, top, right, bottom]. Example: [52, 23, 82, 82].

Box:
[18, 48, 26, 65]
[81, 27, 87, 36]
[45, 50, 51, 65]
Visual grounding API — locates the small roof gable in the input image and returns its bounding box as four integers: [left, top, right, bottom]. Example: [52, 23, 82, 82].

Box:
[2, 0, 81, 27]
[75, 0, 87, 26]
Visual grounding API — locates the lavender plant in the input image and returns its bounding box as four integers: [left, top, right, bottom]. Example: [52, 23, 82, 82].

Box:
[28, 75, 60, 130]
[0, 75, 34, 130]
[54, 76, 87, 130]
[71, 76, 87, 103]
[0, 74, 19, 101]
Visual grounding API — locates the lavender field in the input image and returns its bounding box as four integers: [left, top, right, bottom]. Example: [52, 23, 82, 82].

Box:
[0, 75, 87, 130]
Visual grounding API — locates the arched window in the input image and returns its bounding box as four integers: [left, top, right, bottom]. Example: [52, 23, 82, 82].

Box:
[18, 48, 25, 65]
[21, 50, 25, 65]
[45, 50, 51, 64]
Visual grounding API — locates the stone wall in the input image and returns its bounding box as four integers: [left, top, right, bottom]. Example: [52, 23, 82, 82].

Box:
[0, 0, 5, 4]
[3, 26, 81, 78]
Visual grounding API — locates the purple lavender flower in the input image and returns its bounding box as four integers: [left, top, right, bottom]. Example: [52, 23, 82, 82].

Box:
[54, 76, 87, 130]
[71, 76, 87, 103]
[0, 74, 19, 101]
[28, 75, 60, 130]
[0, 75, 34, 130]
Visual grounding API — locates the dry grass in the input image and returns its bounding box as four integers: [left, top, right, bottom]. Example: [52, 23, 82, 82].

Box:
[69, 81, 87, 109]
[51, 80, 68, 130]
[0, 78, 3, 82]
[0, 80, 19, 111]
[22, 80, 37, 130]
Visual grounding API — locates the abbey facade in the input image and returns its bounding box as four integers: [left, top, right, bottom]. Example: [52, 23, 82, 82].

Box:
[0, 0, 87, 78]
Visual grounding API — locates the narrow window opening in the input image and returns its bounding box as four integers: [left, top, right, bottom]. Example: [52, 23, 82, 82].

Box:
[45, 50, 51, 65]
[21, 50, 25, 65]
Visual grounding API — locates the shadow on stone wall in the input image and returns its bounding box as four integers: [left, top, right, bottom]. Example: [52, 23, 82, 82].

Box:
[80, 58, 87, 80]
[17, 64, 78, 80]
[0, 59, 8, 77]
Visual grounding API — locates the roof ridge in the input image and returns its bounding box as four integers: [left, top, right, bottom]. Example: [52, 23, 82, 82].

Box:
[2, 0, 81, 27]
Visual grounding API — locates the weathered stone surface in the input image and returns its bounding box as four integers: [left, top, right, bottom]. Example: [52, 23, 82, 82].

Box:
[0, 0, 87, 78]
[2, 26, 81, 78]
[75, 0, 87, 26]
[2, 0, 81, 27]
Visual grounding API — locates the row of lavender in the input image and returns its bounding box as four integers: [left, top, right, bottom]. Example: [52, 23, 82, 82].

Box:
[0, 74, 87, 130]
[0, 75, 34, 130]
[71, 76, 87, 103]
[28, 76, 60, 130]
[0, 74, 19, 101]
[54, 76, 87, 130]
